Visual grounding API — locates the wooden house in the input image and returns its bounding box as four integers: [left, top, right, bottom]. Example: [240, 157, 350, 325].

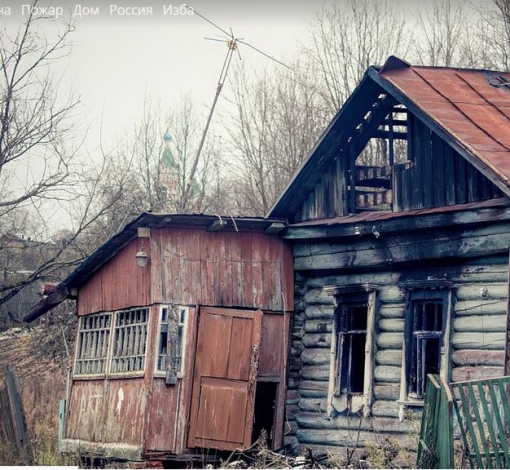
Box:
[32, 213, 294, 464]
[268, 56, 510, 457]
[24, 56, 510, 464]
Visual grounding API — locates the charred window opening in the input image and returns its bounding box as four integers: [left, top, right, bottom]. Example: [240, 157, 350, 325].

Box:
[408, 300, 443, 398]
[75, 313, 111, 376]
[110, 308, 149, 373]
[326, 284, 377, 416]
[403, 285, 453, 402]
[336, 303, 368, 396]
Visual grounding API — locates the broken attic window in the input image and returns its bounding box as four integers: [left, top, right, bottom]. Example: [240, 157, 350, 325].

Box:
[110, 307, 149, 374]
[156, 305, 188, 377]
[74, 313, 111, 376]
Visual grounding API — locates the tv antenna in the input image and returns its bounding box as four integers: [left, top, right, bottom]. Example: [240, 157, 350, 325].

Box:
[179, 4, 290, 211]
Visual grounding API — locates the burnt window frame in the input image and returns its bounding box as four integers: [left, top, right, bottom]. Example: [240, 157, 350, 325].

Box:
[401, 281, 454, 405]
[325, 284, 377, 417]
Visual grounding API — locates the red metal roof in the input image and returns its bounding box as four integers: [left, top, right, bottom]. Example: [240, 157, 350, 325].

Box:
[380, 63, 510, 184]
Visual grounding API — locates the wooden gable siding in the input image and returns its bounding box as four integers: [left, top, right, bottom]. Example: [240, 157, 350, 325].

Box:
[77, 240, 151, 315]
[292, 115, 501, 224]
[150, 228, 294, 312]
[397, 116, 501, 211]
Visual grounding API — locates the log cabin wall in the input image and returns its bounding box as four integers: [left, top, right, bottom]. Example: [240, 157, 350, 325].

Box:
[284, 220, 510, 460]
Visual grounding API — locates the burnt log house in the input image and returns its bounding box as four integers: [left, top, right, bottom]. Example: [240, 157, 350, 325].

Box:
[24, 56, 510, 464]
[268, 56, 510, 457]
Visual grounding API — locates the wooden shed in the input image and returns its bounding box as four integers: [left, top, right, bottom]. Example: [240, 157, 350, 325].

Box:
[50, 213, 293, 463]
[269, 56, 510, 459]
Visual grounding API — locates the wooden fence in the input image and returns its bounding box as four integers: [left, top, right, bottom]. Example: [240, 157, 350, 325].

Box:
[419, 374, 510, 469]
[0, 365, 33, 465]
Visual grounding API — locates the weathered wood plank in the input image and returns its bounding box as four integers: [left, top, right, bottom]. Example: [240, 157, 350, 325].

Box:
[294, 227, 510, 271]
[375, 350, 403, 366]
[451, 332, 505, 349]
[455, 300, 507, 316]
[456, 283, 508, 301]
[453, 314, 506, 332]
[300, 365, 330, 381]
[379, 318, 405, 332]
[451, 366, 503, 382]
[300, 349, 330, 366]
[374, 384, 401, 401]
[374, 365, 401, 383]
[304, 305, 334, 320]
[303, 320, 333, 333]
[376, 332, 404, 349]
[451, 350, 505, 366]
[302, 333, 331, 349]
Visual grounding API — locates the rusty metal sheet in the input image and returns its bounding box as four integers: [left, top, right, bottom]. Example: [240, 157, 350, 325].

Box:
[381, 65, 510, 187]
[290, 197, 510, 228]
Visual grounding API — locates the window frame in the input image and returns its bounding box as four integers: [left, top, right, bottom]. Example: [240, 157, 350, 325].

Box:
[154, 305, 189, 383]
[73, 306, 150, 379]
[74, 312, 112, 378]
[325, 284, 377, 417]
[399, 281, 454, 413]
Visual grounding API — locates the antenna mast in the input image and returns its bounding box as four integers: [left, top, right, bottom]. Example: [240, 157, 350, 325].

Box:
[179, 5, 289, 212]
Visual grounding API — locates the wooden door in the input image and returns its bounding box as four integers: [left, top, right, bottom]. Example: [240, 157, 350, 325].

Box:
[187, 307, 262, 451]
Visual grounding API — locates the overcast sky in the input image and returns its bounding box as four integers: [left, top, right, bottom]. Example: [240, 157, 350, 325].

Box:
[4, 0, 321, 151]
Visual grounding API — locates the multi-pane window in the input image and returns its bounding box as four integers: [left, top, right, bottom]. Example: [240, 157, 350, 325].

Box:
[403, 285, 453, 400]
[74, 307, 149, 377]
[110, 308, 149, 374]
[75, 313, 111, 375]
[326, 284, 377, 416]
[156, 306, 188, 380]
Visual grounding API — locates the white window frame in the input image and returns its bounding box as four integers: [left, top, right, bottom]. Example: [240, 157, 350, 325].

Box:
[154, 305, 189, 382]
[325, 284, 377, 417]
[398, 281, 453, 419]
[73, 307, 150, 378]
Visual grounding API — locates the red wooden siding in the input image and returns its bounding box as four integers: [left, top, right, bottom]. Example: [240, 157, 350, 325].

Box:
[77, 240, 151, 315]
[144, 307, 197, 454]
[151, 228, 294, 311]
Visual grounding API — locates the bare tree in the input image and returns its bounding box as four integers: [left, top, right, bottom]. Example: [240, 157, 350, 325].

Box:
[414, 0, 469, 67]
[224, 59, 329, 215]
[303, 0, 410, 113]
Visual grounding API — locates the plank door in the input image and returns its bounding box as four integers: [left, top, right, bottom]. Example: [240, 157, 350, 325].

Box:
[187, 307, 262, 451]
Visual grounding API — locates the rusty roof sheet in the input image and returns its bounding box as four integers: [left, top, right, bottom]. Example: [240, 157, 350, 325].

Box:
[380, 63, 510, 185]
[289, 197, 510, 228]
